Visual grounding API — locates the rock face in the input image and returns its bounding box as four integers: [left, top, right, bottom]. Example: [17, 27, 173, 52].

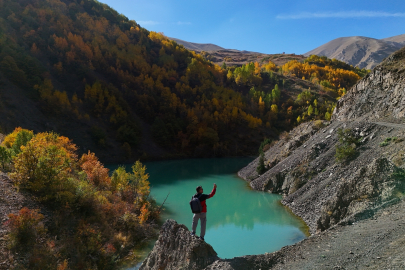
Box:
[333, 46, 405, 122]
[239, 120, 404, 234]
[139, 220, 219, 270]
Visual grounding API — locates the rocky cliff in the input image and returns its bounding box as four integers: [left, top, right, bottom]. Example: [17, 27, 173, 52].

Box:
[239, 120, 404, 234]
[333, 46, 405, 121]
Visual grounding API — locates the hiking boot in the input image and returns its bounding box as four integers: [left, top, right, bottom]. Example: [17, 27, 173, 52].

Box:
[199, 236, 205, 241]
[190, 231, 196, 236]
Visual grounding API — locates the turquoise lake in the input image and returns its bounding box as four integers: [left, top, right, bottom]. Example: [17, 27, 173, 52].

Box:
[110, 157, 308, 261]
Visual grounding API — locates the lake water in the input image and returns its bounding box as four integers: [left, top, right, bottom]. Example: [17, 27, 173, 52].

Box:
[110, 157, 308, 263]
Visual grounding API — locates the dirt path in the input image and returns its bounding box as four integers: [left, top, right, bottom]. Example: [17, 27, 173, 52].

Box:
[372, 121, 405, 129]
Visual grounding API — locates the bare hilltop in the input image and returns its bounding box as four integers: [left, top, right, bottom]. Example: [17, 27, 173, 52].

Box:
[305, 34, 405, 69]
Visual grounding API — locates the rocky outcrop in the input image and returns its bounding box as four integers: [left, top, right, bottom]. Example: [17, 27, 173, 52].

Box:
[317, 158, 397, 230]
[139, 220, 219, 270]
[333, 46, 405, 122]
[238, 121, 325, 193]
[140, 219, 286, 270]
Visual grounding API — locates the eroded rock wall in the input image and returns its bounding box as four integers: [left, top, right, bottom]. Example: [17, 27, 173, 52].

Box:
[333, 46, 405, 122]
[239, 119, 405, 234]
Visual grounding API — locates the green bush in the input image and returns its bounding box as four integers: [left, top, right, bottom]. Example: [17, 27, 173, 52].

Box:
[0, 146, 12, 171]
[335, 128, 359, 163]
[259, 138, 272, 154]
[380, 137, 392, 147]
[256, 151, 267, 175]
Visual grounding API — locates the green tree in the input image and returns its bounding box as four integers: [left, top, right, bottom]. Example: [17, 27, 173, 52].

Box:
[256, 151, 266, 175]
[335, 128, 358, 163]
[308, 105, 313, 116]
[325, 112, 331, 121]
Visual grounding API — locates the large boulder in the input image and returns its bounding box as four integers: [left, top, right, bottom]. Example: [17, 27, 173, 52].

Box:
[140, 220, 219, 270]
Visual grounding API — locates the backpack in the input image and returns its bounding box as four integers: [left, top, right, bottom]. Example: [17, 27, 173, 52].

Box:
[190, 194, 202, 213]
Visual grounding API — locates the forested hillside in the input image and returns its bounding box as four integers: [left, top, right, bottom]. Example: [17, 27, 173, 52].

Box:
[0, 0, 367, 162]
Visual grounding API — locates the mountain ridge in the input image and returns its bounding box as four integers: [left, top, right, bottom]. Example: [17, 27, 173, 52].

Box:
[169, 37, 225, 52]
[304, 35, 405, 69]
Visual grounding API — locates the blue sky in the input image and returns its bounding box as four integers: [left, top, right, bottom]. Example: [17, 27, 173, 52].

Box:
[98, 0, 405, 54]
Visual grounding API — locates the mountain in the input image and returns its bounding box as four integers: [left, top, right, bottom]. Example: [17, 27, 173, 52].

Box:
[381, 33, 405, 44]
[0, 0, 364, 163]
[169, 37, 224, 51]
[305, 35, 404, 69]
[169, 37, 308, 67]
[0, 0, 279, 162]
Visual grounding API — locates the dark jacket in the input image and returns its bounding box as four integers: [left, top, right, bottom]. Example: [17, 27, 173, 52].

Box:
[193, 187, 216, 213]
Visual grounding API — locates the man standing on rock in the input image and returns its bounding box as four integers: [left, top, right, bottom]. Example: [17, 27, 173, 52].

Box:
[190, 183, 217, 241]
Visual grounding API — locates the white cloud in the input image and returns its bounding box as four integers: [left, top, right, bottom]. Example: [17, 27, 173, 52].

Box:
[138, 21, 160, 25]
[174, 21, 192, 25]
[276, 11, 405, 19]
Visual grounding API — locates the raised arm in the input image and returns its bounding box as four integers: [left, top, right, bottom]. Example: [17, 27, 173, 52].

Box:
[207, 183, 217, 199]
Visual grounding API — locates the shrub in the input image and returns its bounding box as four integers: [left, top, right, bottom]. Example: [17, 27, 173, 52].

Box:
[380, 137, 392, 147]
[0, 146, 12, 171]
[335, 128, 359, 163]
[10, 132, 77, 205]
[5, 208, 45, 250]
[80, 151, 111, 189]
[259, 138, 272, 154]
[313, 120, 324, 129]
[256, 151, 267, 175]
[1, 127, 34, 154]
[4, 129, 159, 269]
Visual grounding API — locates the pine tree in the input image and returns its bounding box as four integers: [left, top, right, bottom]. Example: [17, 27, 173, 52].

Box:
[256, 151, 266, 175]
